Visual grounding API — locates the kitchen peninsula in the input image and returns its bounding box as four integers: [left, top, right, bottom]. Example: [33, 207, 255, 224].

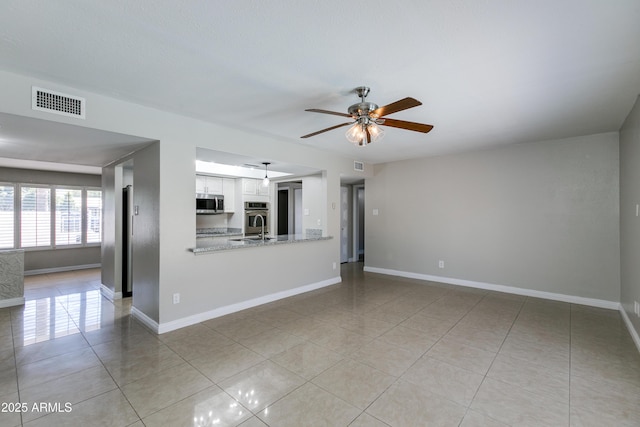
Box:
[191, 231, 332, 254]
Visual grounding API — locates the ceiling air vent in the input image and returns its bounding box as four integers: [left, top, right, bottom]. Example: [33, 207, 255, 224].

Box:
[354, 161, 364, 172]
[32, 86, 86, 119]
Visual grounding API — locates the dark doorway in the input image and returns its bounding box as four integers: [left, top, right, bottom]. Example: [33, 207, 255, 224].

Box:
[277, 189, 288, 235]
[122, 185, 133, 298]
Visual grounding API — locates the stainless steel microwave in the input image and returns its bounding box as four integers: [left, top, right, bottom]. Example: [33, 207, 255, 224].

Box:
[196, 193, 224, 214]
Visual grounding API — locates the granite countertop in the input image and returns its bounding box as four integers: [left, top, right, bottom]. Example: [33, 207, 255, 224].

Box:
[191, 234, 332, 254]
[196, 227, 243, 238]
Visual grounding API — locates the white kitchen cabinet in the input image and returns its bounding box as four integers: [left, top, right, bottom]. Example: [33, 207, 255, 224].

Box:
[242, 178, 270, 197]
[222, 178, 235, 213]
[196, 175, 223, 194]
[242, 178, 257, 196]
[257, 182, 269, 196]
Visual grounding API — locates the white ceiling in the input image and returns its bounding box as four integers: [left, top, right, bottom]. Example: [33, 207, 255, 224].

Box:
[0, 112, 154, 173]
[0, 1, 639, 166]
[195, 148, 321, 179]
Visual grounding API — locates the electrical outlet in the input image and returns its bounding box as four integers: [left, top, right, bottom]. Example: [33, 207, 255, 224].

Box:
[438, 260, 445, 269]
[173, 293, 180, 304]
[332, 262, 337, 270]
[635, 301, 640, 317]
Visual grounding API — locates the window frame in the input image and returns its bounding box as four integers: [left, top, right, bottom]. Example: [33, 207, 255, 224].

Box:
[54, 186, 84, 248]
[3, 183, 103, 251]
[19, 184, 53, 249]
[0, 182, 17, 250]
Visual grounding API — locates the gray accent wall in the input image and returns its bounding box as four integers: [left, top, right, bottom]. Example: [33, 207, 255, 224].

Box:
[24, 247, 100, 272]
[365, 132, 620, 302]
[0, 167, 101, 187]
[131, 142, 160, 322]
[101, 164, 118, 295]
[620, 95, 640, 335]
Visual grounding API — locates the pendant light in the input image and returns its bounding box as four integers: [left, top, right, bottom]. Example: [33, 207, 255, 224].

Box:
[262, 162, 271, 186]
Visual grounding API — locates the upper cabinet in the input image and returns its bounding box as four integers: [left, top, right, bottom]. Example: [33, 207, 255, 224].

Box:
[242, 178, 269, 198]
[222, 178, 235, 213]
[196, 175, 236, 213]
[196, 175, 223, 195]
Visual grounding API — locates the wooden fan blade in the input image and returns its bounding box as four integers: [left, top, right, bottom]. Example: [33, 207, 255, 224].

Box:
[301, 122, 352, 138]
[381, 118, 434, 134]
[305, 108, 352, 118]
[371, 97, 422, 118]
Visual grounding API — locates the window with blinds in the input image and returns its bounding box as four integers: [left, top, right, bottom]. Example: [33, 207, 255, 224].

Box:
[55, 188, 82, 245]
[86, 190, 102, 243]
[21, 187, 51, 247]
[0, 184, 15, 249]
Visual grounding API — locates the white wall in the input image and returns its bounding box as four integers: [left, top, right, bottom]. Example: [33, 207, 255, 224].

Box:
[620, 95, 640, 337]
[0, 69, 373, 329]
[365, 132, 620, 303]
[302, 174, 324, 234]
[158, 135, 346, 325]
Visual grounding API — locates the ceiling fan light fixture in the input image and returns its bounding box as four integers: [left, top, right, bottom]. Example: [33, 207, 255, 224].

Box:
[345, 120, 384, 146]
[345, 122, 365, 144]
[368, 122, 385, 142]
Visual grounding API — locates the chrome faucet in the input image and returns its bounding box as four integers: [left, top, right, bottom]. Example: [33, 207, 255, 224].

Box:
[253, 214, 266, 240]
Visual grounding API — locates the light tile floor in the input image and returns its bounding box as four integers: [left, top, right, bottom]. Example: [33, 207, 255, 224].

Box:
[1, 264, 639, 426]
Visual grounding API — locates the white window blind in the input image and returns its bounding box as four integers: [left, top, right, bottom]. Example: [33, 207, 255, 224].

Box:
[21, 187, 51, 247]
[55, 188, 82, 246]
[0, 185, 14, 249]
[86, 190, 102, 243]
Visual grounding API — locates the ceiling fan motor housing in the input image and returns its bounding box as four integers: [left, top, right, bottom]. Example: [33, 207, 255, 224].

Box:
[348, 102, 379, 118]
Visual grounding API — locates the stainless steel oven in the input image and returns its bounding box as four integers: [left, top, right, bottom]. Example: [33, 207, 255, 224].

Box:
[245, 202, 269, 236]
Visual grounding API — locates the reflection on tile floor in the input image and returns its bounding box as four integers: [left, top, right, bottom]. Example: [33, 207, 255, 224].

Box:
[1, 264, 640, 426]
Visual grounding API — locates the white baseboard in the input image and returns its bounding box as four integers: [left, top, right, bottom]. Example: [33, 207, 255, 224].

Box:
[151, 276, 342, 334]
[100, 284, 122, 301]
[0, 297, 25, 308]
[25, 263, 101, 276]
[131, 307, 160, 333]
[363, 266, 620, 310]
[620, 306, 640, 354]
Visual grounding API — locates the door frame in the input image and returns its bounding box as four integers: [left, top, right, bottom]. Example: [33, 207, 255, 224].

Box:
[352, 184, 364, 262]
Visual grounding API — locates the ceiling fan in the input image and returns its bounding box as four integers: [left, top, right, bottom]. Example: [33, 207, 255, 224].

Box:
[301, 86, 433, 146]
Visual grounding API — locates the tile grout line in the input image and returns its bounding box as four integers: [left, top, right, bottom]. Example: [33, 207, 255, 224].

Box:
[342, 287, 489, 425]
[8, 308, 24, 427]
[13, 281, 137, 425]
[455, 292, 526, 426]
[568, 303, 573, 426]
